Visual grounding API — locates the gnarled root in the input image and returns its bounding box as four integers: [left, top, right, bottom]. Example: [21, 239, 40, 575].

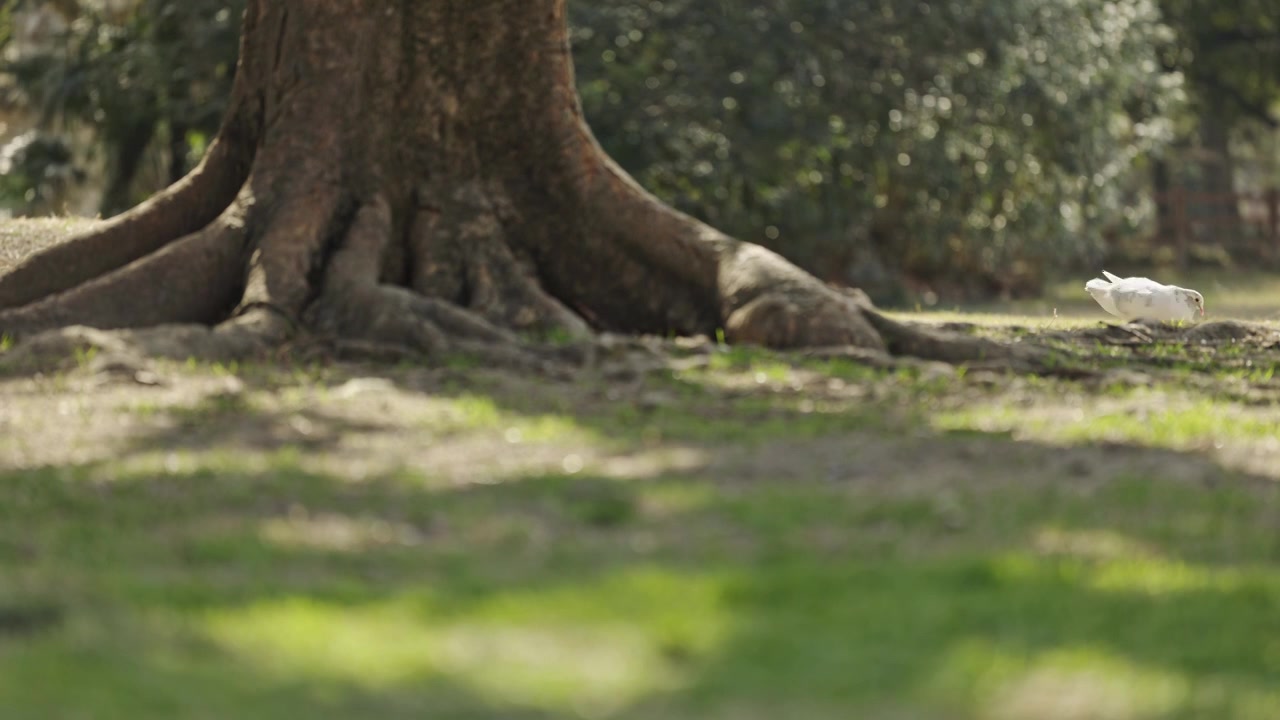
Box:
[303, 196, 554, 372]
[861, 310, 1053, 370]
[0, 197, 254, 340]
[719, 244, 885, 350]
[0, 313, 287, 377]
[0, 129, 1071, 382]
[0, 116, 253, 311]
[410, 182, 591, 340]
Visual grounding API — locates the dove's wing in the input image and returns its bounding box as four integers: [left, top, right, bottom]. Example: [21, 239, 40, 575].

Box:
[1109, 278, 1190, 321]
[1087, 273, 1195, 322]
[1109, 284, 1157, 319]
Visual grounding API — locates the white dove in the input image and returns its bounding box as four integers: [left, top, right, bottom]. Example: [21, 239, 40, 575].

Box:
[1084, 270, 1204, 322]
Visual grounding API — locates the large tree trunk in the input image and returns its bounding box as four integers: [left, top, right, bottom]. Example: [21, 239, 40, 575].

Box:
[0, 0, 1012, 368]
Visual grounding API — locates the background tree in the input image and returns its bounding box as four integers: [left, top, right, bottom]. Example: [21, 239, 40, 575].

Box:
[1154, 0, 1280, 254]
[1, 0, 239, 215]
[572, 0, 1182, 300]
[0, 0, 1034, 368]
[2, 0, 1183, 303]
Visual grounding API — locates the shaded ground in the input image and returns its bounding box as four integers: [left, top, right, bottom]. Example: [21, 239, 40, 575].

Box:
[3, 223, 1280, 719]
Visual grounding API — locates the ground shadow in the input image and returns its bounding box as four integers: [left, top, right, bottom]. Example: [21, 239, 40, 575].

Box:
[3, 349, 1280, 717]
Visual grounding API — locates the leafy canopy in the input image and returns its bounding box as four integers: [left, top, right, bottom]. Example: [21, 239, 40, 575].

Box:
[572, 0, 1183, 295]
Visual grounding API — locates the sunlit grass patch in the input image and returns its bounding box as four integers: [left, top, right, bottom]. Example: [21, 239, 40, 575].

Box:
[421, 392, 590, 443]
[929, 641, 1202, 720]
[200, 568, 731, 714]
[887, 309, 1102, 329]
[933, 391, 1280, 450]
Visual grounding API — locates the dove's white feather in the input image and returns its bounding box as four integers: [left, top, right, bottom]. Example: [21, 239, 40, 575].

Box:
[1083, 271, 1204, 322]
[1085, 278, 1121, 317]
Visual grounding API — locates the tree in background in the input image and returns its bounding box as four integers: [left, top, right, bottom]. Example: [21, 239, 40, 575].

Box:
[2, 0, 239, 215]
[572, 0, 1182, 300]
[1, 0, 1184, 301]
[1, 0, 1032, 368]
[1154, 0, 1280, 256]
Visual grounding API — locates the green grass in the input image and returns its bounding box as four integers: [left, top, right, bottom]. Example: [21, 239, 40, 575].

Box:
[935, 391, 1280, 449]
[3, 457, 1279, 719]
[3, 316, 1280, 719]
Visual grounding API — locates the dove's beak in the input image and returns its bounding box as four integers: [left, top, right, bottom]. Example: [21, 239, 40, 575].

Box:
[1200, 307, 1205, 317]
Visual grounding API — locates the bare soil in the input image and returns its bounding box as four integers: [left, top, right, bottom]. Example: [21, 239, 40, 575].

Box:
[4, 219, 1280, 488]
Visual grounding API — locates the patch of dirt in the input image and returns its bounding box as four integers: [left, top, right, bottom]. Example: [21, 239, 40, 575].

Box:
[1, 352, 1275, 510]
[1040, 318, 1280, 347]
[3, 225, 1279, 492]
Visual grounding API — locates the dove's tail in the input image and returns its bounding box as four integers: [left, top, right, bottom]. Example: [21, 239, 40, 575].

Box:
[1101, 270, 1123, 283]
[1085, 277, 1122, 317]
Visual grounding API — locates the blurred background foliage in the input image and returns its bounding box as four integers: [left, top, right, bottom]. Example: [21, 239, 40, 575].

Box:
[0, 0, 1277, 303]
[0, 0, 238, 216]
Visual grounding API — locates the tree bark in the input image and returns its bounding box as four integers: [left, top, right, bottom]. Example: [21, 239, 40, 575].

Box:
[0, 0, 1025, 369]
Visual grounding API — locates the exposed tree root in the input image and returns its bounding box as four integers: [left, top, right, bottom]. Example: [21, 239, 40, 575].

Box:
[718, 245, 885, 350]
[0, 199, 253, 339]
[303, 196, 557, 373]
[0, 0, 1195, 382]
[410, 183, 591, 339]
[0, 158, 1130, 383]
[1, 321, 269, 375]
[238, 184, 349, 319]
[0, 182, 1122, 382]
[0, 118, 253, 311]
[861, 310, 1054, 370]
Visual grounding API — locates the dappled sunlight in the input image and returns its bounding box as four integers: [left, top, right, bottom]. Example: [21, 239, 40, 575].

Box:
[931, 640, 1187, 720]
[1085, 560, 1280, 598]
[4, 443, 1280, 718]
[203, 599, 436, 688]
[932, 392, 1280, 480]
[435, 622, 664, 715]
[992, 551, 1277, 598]
[0, 363, 722, 489]
[3, 0, 1280, 717]
[888, 309, 1101, 329]
[200, 568, 733, 715]
[595, 447, 709, 481]
[1033, 528, 1163, 562]
[6, 331, 1280, 718]
[929, 639, 1279, 720]
[414, 392, 594, 444]
[259, 511, 426, 553]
